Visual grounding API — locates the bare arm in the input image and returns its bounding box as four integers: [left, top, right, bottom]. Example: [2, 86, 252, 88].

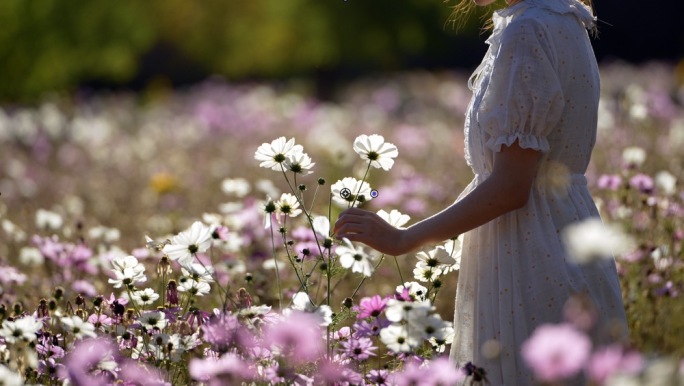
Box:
[333, 141, 542, 255]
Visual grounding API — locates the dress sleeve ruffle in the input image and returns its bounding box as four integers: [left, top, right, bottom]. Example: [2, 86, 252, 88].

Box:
[486, 132, 550, 153]
[476, 17, 564, 154]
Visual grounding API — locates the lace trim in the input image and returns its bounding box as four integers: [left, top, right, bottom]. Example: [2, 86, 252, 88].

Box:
[485, 133, 551, 153]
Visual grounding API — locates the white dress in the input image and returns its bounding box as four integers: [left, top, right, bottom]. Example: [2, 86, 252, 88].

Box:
[450, 0, 628, 384]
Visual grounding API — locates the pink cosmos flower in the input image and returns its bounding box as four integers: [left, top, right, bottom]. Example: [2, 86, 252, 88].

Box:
[189, 354, 254, 385]
[597, 174, 622, 190]
[354, 295, 389, 319]
[521, 323, 592, 383]
[263, 311, 324, 364]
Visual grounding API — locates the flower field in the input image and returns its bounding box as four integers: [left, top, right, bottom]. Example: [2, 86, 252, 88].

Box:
[0, 61, 683, 385]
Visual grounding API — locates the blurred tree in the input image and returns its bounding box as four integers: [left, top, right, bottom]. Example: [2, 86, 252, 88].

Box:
[0, 0, 156, 102]
[0, 0, 490, 102]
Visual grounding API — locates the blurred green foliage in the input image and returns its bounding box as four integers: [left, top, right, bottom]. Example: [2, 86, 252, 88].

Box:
[0, 0, 490, 102]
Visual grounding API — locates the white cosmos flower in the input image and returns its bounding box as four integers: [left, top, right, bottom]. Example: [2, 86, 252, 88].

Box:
[413, 262, 442, 282]
[35, 208, 63, 230]
[284, 152, 315, 175]
[384, 299, 432, 323]
[312, 216, 330, 237]
[655, 170, 677, 196]
[0, 315, 43, 343]
[331, 177, 373, 207]
[353, 134, 399, 171]
[276, 193, 302, 218]
[221, 177, 251, 197]
[139, 311, 168, 331]
[289, 292, 333, 326]
[162, 221, 213, 263]
[0, 364, 23, 386]
[131, 288, 160, 306]
[336, 238, 375, 277]
[379, 324, 419, 353]
[416, 246, 458, 274]
[377, 209, 410, 228]
[622, 146, 646, 167]
[61, 316, 97, 339]
[108, 255, 147, 288]
[181, 262, 215, 283]
[409, 313, 449, 341]
[254, 137, 304, 171]
[442, 237, 463, 272]
[396, 281, 428, 302]
[178, 279, 211, 296]
[562, 218, 636, 263]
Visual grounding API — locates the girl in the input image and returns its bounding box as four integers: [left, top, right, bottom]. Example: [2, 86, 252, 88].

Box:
[334, 0, 628, 383]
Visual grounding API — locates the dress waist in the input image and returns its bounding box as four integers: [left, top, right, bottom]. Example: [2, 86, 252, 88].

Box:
[473, 173, 587, 186]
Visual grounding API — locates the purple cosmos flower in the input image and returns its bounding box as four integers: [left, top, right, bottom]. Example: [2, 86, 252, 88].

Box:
[629, 173, 654, 194]
[367, 369, 391, 385]
[521, 323, 592, 383]
[189, 354, 254, 385]
[353, 317, 391, 338]
[341, 336, 377, 361]
[61, 337, 119, 385]
[201, 313, 253, 354]
[354, 295, 389, 319]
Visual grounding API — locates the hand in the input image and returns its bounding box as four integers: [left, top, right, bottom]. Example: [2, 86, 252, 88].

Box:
[333, 207, 412, 256]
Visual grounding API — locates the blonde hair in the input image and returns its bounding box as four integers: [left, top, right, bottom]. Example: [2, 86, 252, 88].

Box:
[446, 0, 596, 31]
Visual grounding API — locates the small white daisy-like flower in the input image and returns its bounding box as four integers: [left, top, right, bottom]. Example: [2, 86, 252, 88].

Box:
[284, 152, 315, 175]
[416, 246, 458, 274]
[331, 177, 373, 207]
[180, 262, 215, 283]
[353, 134, 399, 171]
[35, 208, 63, 230]
[377, 209, 410, 228]
[254, 137, 304, 171]
[442, 237, 463, 272]
[336, 238, 375, 277]
[622, 146, 646, 168]
[0, 364, 23, 386]
[379, 324, 418, 353]
[61, 316, 97, 339]
[0, 315, 43, 343]
[655, 170, 677, 196]
[409, 313, 449, 341]
[413, 262, 442, 283]
[312, 216, 330, 237]
[276, 193, 302, 218]
[289, 292, 333, 327]
[562, 218, 636, 263]
[139, 311, 168, 331]
[162, 221, 213, 263]
[130, 288, 160, 306]
[396, 281, 428, 302]
[108, 255, 147, 288]
[178, 278, 211, 297]
[384, 299, 432, 323]
[221, 177, 251, 197]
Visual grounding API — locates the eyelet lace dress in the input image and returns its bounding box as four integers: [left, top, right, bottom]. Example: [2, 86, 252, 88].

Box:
[449, 1, 628, 384]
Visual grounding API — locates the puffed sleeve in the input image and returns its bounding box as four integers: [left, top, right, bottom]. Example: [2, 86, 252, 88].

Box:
[477, 18, 564, 153]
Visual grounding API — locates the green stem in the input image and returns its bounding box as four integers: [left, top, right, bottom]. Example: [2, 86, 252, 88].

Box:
[268, 215, 283, 311]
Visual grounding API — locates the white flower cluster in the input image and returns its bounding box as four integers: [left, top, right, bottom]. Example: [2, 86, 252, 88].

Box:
[413, 237, 462, 283]
[254, 136, 314, 175]
[379, 295, 453, 353]
[108, 255, 147, 289]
